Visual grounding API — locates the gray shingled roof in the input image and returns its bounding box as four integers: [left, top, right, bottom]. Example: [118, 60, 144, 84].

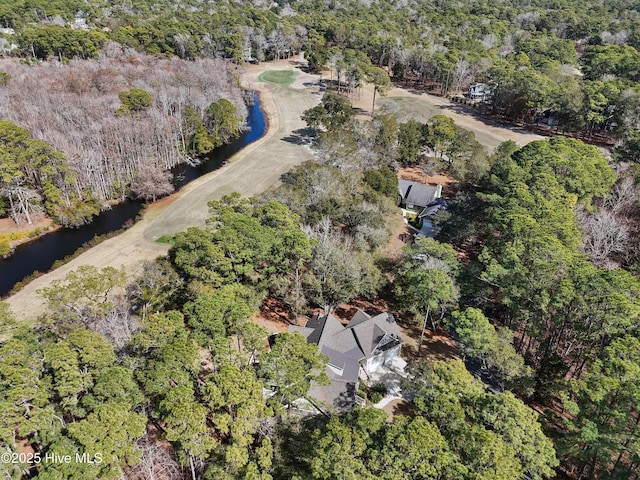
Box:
[301, 315, 328, 345]
[298, 311, 402, 361]
[289, 326, 314, 338]
[289, 310, 402, 411]
[307, 379, 358, 412]
[418, 198, 449, 219]
[347, 310, 371, 328]
[347, 312, 402, 356]
[368, 312, 402, 338]
[319, 315, 360, 353]
[398, 179, 440, 209]
[323, 346, 361, 383]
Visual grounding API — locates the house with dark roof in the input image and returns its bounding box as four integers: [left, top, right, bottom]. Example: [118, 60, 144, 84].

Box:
[289, 310, 402, 411]
[398, 179, 444, 219]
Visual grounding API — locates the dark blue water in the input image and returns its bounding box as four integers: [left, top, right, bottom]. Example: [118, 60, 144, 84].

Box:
[172, 94, 266, 188]
[0, 94, 266, 297]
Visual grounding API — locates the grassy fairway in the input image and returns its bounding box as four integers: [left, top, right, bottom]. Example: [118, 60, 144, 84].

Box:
[258, 69, 298, 85]
[379, 96, 441, 121]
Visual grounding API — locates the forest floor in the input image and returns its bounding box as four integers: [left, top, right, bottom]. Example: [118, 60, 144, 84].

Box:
[398, 168, 458, 197]
[382, 399, 415, 420]
[252, 294, 462, 364]
[6, 57, 321, 321]
[0, 214, 53, 236]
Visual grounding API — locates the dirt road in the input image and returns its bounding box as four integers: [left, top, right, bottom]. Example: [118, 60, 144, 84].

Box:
[6, 60, 320, 321]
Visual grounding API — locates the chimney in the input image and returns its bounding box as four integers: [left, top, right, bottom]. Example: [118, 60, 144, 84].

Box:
[435, 183, 442, 199]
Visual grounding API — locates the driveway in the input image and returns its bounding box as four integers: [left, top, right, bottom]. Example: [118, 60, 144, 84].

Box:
[366, 356, 414, 408]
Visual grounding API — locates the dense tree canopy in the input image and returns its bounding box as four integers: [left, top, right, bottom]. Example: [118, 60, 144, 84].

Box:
[2, 0, 640, 156]
[2, 1, 640, 478]
[275, 360, 557, 480]
[435, 132, 640, 478]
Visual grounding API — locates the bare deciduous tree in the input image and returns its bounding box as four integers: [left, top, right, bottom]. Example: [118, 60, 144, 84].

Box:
[578, 207, 630, 266]
[451, 58, 475, 93]
[127, 259, 184, 322]
[173, 33, 191, 59]
[130, 159, 175, 202]
[303, 217, 381, 312]
[1, 181, 43, 225]
[0, 54, 247, 216]
[481, 33, 499, 49]
[128, 434, 182, 480]
[38, 265, 138, 349]
[91, 296, 140, 351]
[604, 176, 639, 215]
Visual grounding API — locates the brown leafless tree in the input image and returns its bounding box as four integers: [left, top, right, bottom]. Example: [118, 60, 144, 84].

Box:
[90, 294, 140, 351]
[0, 52, 247, 216]
[130, 159, 175, 202]
[604, 176, 640, 216]
[578, 207, 631, 266]
[1, 180, 43, 224]
[127, 434, 183, 480]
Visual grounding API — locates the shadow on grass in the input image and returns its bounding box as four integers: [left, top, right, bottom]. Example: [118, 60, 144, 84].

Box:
[280, 127, 315, 146]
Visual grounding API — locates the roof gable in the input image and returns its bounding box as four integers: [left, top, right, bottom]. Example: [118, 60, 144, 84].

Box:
[300, 314, 361, 355]
[398, 180, 441, 208]
[289, 326, 314, 338]
[303, 314, 344, 347]
[346, 310, 371, 328]
[359, 312, 402, 338]
[418, 199, 448, 218]
[348, 313, 401, 357]
[288, 310, 402, 412]
[290, 310, 402, 365]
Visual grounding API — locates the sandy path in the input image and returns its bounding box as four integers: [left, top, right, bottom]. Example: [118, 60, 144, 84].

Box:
[6, 59, 320, 321]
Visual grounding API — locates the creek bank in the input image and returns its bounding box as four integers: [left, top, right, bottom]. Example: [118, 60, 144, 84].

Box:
[0, 95, 266, 297]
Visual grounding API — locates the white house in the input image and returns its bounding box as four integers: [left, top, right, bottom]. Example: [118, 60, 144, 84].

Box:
[289, 310, 402, 411]
[468, 83, 494, 100]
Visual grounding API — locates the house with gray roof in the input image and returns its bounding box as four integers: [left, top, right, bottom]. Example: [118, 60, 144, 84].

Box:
[398, 179, 443, 219]
[290, 310, 402, 411]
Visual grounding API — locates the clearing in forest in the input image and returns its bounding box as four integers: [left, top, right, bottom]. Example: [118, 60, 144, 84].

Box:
[377, 95, 543, 150]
